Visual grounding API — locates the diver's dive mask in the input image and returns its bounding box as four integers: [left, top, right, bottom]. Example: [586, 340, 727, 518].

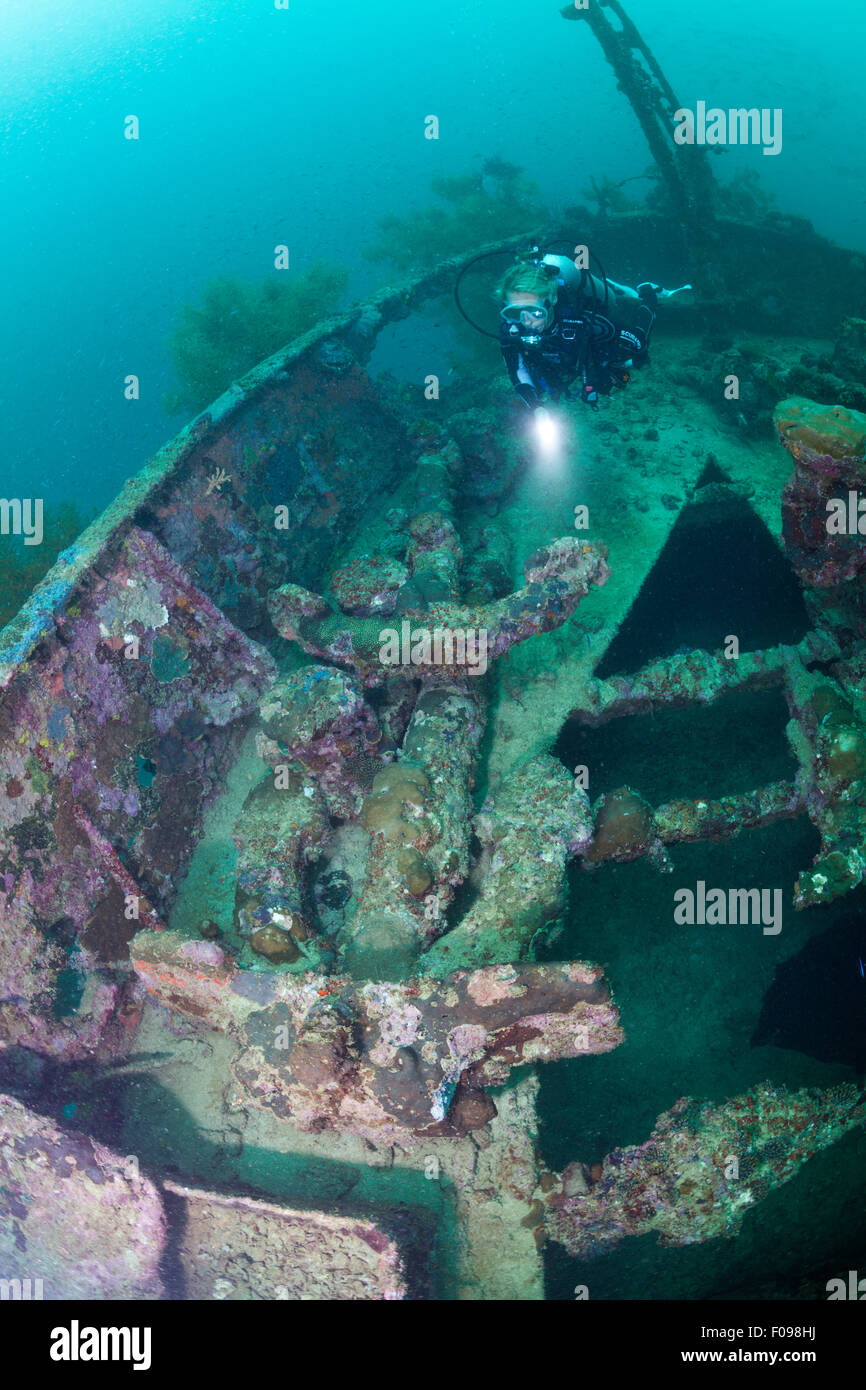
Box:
[500, 299, 552, 340]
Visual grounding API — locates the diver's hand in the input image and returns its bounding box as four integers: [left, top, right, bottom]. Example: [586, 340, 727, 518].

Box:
[638, 281, 693, 305]
[516, 384, 540, 410]
[659, 283, 693, 301]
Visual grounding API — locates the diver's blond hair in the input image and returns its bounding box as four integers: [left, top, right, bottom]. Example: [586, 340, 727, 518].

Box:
[495, 264, 557, 302]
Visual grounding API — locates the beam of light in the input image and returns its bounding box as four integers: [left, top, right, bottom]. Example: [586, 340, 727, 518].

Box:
[531, 406, 566, 467]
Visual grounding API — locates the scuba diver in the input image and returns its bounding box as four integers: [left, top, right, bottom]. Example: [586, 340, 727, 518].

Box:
[497, 251, 690, 411]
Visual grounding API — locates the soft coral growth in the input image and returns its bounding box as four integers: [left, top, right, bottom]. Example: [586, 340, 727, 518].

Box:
[0, 501, 94, 630]
[164, 261, 348, 415]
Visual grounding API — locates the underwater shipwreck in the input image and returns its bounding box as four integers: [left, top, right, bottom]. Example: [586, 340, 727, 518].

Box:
[3, 2, 866, 1301]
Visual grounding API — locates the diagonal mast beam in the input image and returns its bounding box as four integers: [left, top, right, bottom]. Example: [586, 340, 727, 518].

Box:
[561, 0, 723, 288]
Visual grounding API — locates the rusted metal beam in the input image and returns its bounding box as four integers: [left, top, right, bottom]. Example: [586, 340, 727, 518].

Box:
[561, 0, 722, 286]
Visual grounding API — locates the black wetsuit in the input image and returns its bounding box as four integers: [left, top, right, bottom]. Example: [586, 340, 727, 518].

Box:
[500, 271, 656, 409]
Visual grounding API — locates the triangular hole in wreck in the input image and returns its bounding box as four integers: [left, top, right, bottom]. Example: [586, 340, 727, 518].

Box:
[593, 465, 810, 676]
[555, 467, 812, 800]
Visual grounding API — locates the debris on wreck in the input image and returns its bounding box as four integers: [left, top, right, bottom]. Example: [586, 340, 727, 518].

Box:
[541, 1082, 866, 1260]
[130, 929, 622, 1141]
[0, 1093, 165, 1300]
